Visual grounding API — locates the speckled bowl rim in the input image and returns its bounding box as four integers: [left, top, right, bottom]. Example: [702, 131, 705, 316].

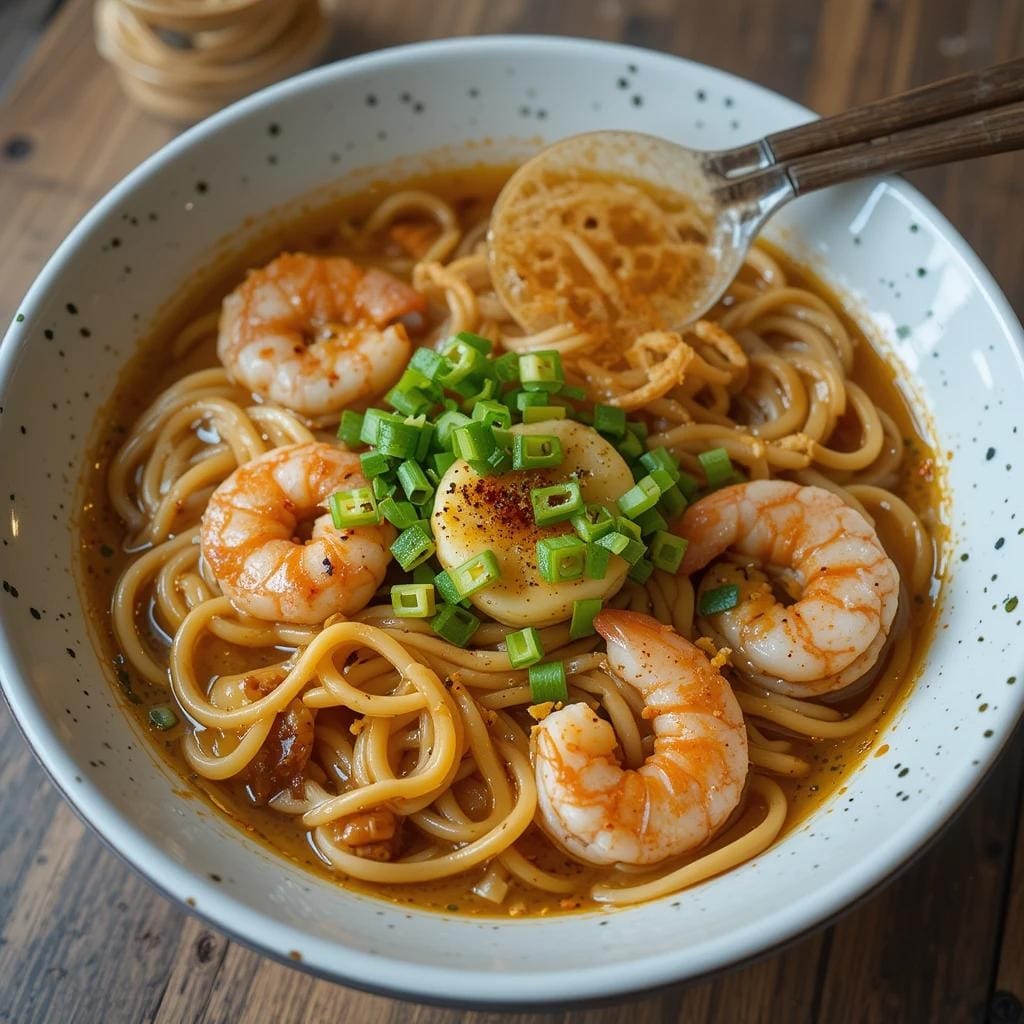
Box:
[2, 36, 1024, 1008]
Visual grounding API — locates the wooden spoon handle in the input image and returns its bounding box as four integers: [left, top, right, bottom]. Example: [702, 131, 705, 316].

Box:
[765, 57, 1024, 162]
[783, 99, 1024, 195]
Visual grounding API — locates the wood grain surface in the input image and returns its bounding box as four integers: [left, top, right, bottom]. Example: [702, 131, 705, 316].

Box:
[1, 1, 1023, 1021]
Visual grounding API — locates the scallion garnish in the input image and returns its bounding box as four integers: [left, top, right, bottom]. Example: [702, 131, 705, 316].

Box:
[617, 475, 662, 519]
[528, 661, 568, 703]
[148, 705, 178, 730]
[650, 531, 688, 573]
[519, 351, 564, 393]
[389, 521, 435, 571]
[569, 598, 602, 640]
[698, 447, 736, 490]
[391, 583, 437, 618]
[536, 535, 587, 583]
[522, 405, 567, 424]
[531, 481, 583, 526]
[506, 626, 544, 668]
[430, 603, 481, 647]
[337, 409, 365, 446]
[699, 583, 741, 615]
[450, 550, 502, 597]
[329, 487, 380, 528]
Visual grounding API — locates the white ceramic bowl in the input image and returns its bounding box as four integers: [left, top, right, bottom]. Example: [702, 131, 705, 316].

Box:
[2, 37, 1023, 1008]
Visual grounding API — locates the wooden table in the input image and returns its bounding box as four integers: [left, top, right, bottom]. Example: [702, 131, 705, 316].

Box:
[2, 1, 1023, 1021]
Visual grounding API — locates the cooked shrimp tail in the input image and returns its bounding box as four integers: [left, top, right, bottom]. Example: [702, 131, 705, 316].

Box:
[532, 610, 748, 866]
[676, 480, 900, 697]
[201, 441, 394, 624]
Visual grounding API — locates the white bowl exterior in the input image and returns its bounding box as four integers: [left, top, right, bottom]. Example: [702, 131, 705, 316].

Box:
[2, 38, 1023, 1006]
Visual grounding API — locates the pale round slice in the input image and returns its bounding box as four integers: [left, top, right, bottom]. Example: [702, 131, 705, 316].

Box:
[431, 418, 634, 628]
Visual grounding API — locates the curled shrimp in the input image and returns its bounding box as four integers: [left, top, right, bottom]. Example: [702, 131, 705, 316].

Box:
[677, 480, 899, 697]
[532, 610, 747, 866]
[218, 253, 425, 420]
[201, 442, 394, 624]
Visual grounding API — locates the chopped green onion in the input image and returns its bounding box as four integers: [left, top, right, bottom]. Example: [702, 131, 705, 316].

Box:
[371, 476, 396, 500]
[412, 418, 435, 461]
[412, 564, 435, 586]
[329, 487, 380, 528]
[648, 467, 676, 494]
[359, 407, 389, 446]
[699, 447, 736, 490]
[148, 705, 178, 730]
[359, 450, 392, 479]
[617, 475, 661, 519]
[650, 531, 688, 573]
[457, 376, 498, 408]
[626, 419, 648, 440]
[531, 481, 583, 526]
[434, 568, 465, 606]
[512, 433, 563, 470]
[389, 522, 435, 570]
[536, 535, 587, 583]
[337, 409, 364, 447]
[523, 405, 567, 424]
[627, 558, 654, 584]
[595, 531, 630, 556]
[596, 531, 645, 565]
[593, 404, 627, 438]
[409, 346, 451, 382]
[397, 460, 433, 506]
[584, 541, 611, 579]
[528, 661, 568, 703]
[506, 627, 544, 669]
[454, 330, 494, 355]
[472, 400, 512, 430]
[476, 446, 512, 476]
[440, 337, 488, 386]
[569, 598, 602, 640]
[491, 426, 513, 450]
[452, 421, 497, 463]
[435, 409, 471, 450]
[616, 517, 643, 542]
[639, 447, 681, 481]
[571, 504, 615, 542]
[385, 385, 430, 417]
[391, 583, 436, 618]
[375, 417, 421, 459]
[617, 430, 644, 460]
[699, 583, 741, 615]
[492, 351, 521, 382]
[658, 484, 687, 519]
[431, 603, 480, 647]
[634, 507, 668, 536]
[519, 351, 564, 393]
[450, 550, 501, 597]
[431, 451, 457, 479]
[676, 471, 700, 501]
[515, 390, 549, 411]
[559, 384, 588, 401]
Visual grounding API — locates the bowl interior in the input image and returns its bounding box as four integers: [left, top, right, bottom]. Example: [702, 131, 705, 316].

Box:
[2, 38, 1023, 1006]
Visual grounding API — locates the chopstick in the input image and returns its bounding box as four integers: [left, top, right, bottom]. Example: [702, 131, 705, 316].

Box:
[764, 57, 1024, 161]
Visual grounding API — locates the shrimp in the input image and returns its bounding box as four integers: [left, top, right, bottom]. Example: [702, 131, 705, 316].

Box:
[676, 480, 899, 697]
[201, 442, 394, 624]
[218, 253, 426, 419]
[532, 610, 747, 866]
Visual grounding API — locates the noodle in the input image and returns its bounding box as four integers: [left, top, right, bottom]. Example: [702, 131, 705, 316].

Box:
[85, 170, 943, 915]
